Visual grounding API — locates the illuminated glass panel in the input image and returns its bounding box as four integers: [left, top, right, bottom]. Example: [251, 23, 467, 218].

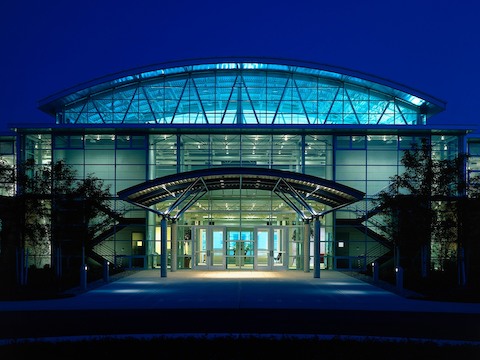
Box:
[60, 63, 428, 126]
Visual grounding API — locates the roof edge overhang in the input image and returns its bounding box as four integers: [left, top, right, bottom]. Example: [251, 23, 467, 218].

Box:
[117, 167, 365, 220]
[9, 122, 473, 136]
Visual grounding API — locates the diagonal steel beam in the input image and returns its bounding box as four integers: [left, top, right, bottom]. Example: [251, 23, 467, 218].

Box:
[122, 198, 166, 217]
[240, 74, 260, 124]
[344, 88, 361, 124]
[75, 100, 88, 124]
[191, 77, 210, 124]
[166, 177, 204, 214]
[121, 87, 138, 124]
[293, 78, 311, 124]
[376, 100, 391, 124]
[171, 189, 208, 220]
[221, 75, 239, 124]
[274, 189, 308, 220]
[395, 103, 408, 125]
[271, 76, 290, 124]
[141, 86, 158, 123]
[279, 178, 316, 216]
[91, 98, 106, 123]
[171, 79, 188, 124]
[323, 87, 340, 124]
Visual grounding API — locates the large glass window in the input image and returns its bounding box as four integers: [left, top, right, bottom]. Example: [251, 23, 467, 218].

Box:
[0, 139, 15, 196]
[366, 135, 399, 195]
[271, 135, 302, 172]
[150, 134, 177, 178]
[241, 134, 271, 167]
[304, 135, 332, 179]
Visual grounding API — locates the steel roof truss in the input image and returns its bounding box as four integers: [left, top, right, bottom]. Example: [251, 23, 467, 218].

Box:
[344, 88, 361, 124]
[91, 98, 106, 123]
[377, 100, 391, 125]
[171, 189, 208, 220]
[293, 78, 311, 124]
[395, 102, 408, 125]
[273, 190, 308, 220]
[323, 87, 340, 124]
[240, 75, 260, 124]
[123, 198, 165, 217]
[221, 75, 239, 124]
[75, 100, 88, 124]
[271, 76, 289, 124]
[171, 79, 188, 124]
[165, 177, 204, 214]
[280, 178, 316, 215]
[121, 87, 138, 124]
[141, 86, 158, 123]
[191, 77, 209, 124]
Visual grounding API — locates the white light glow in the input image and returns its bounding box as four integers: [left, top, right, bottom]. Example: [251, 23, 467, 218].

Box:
[200, 271, 280, 279]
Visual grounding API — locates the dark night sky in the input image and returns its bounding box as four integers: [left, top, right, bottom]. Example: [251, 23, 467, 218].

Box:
[1, 0, 479, 132]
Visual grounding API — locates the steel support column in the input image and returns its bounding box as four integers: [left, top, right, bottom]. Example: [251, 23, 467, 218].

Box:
[171, 220, 178, 272]
[160, 216, 168, 278]
[303, 221, 310, 273]
[314, 217, 321, 278]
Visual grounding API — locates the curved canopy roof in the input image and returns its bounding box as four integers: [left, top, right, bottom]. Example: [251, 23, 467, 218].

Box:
[117, 167, 365, 220]
[38, 57, 445, 127]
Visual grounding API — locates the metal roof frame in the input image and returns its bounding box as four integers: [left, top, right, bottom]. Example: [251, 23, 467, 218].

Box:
[118, 167, 365, 221]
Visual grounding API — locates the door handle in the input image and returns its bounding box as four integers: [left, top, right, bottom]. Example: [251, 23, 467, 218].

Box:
[207, 250, 211, 257]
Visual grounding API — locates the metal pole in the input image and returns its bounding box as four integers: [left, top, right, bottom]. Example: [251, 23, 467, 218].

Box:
[314, 217, 321, 278]
[160, 216, 168, 277]
[81, 201, 87, 289]
[103, 259, 110, 283]
[372, 261, 379, 282]
[171, 220, 178, 272]
[81, 244, 87, 290]
[303, 220, 310, 273]
[395, 266, 404, 293]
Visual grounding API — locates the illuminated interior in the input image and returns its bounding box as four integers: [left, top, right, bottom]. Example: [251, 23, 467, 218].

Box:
[7, 58, 468, 276]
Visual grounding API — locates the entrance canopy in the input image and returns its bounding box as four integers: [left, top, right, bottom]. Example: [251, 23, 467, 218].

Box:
[118, 167, 364, 221]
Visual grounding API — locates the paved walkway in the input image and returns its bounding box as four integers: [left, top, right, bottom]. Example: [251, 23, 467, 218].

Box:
[1, 270, 480, 342]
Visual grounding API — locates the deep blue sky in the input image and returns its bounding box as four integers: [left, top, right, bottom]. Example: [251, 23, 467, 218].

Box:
[1, 0, 479, 132]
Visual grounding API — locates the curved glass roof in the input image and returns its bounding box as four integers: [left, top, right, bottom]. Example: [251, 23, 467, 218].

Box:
[38, 57, 445, 126]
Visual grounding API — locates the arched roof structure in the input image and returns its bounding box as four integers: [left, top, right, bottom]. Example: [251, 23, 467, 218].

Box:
[118, 167, 365, 221]
[38, 57, 445, 126]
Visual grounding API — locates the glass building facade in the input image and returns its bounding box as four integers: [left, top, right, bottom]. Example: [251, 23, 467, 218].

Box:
[4, 58, 474, 276]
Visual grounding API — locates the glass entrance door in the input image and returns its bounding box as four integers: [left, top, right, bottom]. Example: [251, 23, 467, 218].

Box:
[191, 226, 287, 270]
[272, 227, 286, 269]
[193, 226, 226, 269]
[226, 230, 254, 269]
[256, 228, 270, 268]
[255, 227, 287, 270]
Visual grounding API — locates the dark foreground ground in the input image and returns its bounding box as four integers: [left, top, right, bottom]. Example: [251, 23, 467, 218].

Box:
[1, 334, 479, 359]
[1, 270, 480, 358]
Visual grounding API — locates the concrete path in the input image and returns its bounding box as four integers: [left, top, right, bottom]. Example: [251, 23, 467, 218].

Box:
[1, 270, 480, 342]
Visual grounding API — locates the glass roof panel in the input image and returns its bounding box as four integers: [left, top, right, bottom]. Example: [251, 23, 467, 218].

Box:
[40, 58, 445, 126]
